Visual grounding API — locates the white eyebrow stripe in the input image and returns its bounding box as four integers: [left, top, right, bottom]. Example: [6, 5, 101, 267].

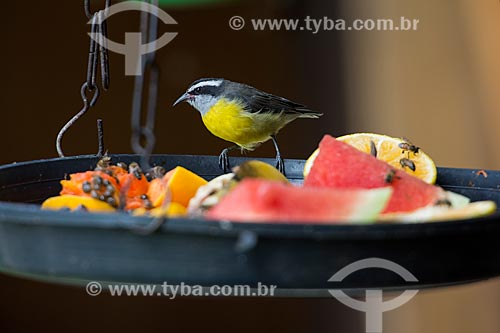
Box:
[189, 80, 223, 91]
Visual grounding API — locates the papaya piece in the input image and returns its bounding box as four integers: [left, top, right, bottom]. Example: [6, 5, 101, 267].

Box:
[147, 178, 169, 208]
[168, 167, 208, 207]
[108, 165, 128, 178]
[52, 160, 205, 214]
[117, 171, 150, 211]
[119, 173, 149, 198]
[42, 195, 116, 212]
[60, 171, 121, 207]
[124, 197, 148, 211]
[147, 167, 207, 208]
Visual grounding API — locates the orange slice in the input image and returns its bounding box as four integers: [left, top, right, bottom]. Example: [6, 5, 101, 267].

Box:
[304, 133, 437, 184]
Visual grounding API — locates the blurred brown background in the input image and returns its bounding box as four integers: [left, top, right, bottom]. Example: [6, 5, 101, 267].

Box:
[1, 0, 500, 332]
[0, 0, 342, 165]
[1, 0, 499, 169]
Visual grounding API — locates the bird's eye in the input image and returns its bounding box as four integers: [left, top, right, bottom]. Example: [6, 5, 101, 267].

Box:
[194, 87, 202, 94]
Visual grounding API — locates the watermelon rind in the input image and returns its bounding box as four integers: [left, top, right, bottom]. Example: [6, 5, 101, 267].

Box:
[345, 187, 393, 224]
[446, 191, 471, 208]
[379, 200, 496, 223]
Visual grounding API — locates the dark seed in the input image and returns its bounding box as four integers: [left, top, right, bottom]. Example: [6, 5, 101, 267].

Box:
[82, 181, 92, 193]
[102, 179, 111, 186]
[92, 183, 101, 191]
[90, 190, 99, 199]
[93, 176, 103, 185]
[106, 184, 115, 193]
[370, 140, 377, 158]
[99, 195, 106, 201]
[140, 194, 148, 200]
[107, 197, 117, 207]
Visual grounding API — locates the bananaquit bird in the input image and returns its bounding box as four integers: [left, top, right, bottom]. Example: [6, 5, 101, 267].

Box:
[173, 78, 322, 174]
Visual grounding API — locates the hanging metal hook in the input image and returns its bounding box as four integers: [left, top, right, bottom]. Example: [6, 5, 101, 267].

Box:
[56, 83, 100, 157]
[57, 1, 111, 157]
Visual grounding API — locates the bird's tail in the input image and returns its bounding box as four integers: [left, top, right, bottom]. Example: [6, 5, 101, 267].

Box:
[297, 110, 323, 119]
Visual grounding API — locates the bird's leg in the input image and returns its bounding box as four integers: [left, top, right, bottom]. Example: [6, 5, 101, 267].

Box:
[218, 145, 239, 173]
[271, 134, 285, 175]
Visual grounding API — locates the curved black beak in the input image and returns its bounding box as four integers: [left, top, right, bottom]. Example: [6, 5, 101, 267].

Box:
[173, 93, 190, 107]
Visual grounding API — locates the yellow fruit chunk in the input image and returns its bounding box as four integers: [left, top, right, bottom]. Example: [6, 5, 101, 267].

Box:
[151, 203, 187, 217]
[168, 167, 208, 207]
[304, 133, 437, 184]
[147, 166, 208, 208]
[41, 195, 116, 212]
[233, 160, 289, 183]
[132, 202, 187, 218]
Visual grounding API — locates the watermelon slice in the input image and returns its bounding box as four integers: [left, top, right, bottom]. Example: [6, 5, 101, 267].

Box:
[304, 135, 446, 214]
[206, 179, 392, 224]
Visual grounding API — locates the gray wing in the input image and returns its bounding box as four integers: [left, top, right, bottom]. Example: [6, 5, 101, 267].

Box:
[225, 82, 322, 117]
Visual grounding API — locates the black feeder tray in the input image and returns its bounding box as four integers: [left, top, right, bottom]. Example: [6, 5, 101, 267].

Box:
[0, 154, 499, 297]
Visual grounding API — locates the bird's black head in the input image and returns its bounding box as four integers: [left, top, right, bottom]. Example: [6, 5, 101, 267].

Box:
[173, 78, 225, 104]
[173, 78, 228, 115]
[187, 78, 226, 96]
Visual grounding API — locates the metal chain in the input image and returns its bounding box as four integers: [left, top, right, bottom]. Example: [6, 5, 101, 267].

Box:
[131, 0, 160, 171]
[84, 0, 111, 19]
[56, 0, 111, 157]
[128, 0, 168, 235]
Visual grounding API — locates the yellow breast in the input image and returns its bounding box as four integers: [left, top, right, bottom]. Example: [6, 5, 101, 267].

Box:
[202, 98, 292, 150]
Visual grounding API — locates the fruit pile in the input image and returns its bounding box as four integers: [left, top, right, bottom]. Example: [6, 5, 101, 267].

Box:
[42, 133, 497, 223]
[202, 134, 496, 223]
[42, 157, 207, 217]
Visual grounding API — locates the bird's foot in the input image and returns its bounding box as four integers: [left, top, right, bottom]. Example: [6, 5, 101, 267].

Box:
[218, 148, 231, 173]
[275, 154, 285, 175]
